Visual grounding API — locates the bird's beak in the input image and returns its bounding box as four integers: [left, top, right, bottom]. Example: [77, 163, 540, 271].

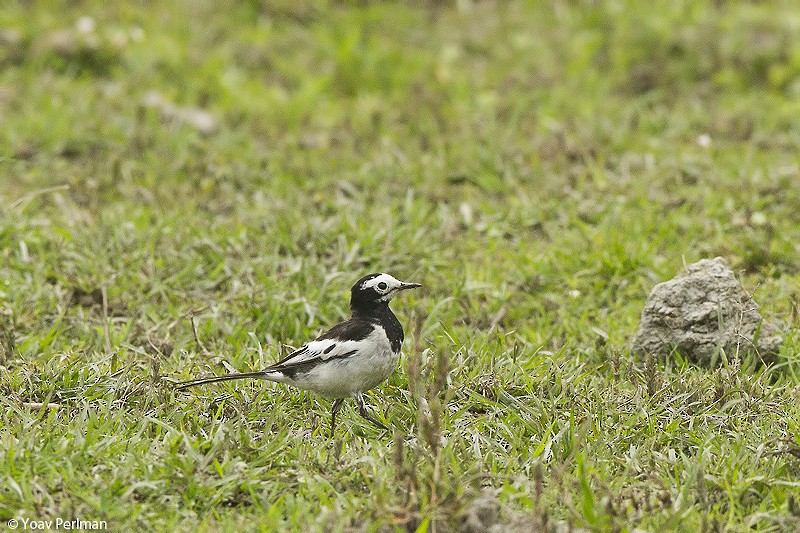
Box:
[398, 282, 422, 290]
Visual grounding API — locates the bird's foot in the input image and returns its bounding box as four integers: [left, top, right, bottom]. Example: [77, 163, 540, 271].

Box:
[353, 393, 390, 432]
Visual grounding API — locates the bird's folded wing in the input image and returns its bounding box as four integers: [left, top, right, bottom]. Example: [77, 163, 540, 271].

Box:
[268, 338, 360, 371]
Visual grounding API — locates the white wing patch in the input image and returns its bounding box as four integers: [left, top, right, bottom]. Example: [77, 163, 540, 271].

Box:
[274, 327, 398, 398]
[277, 338, 360, 368]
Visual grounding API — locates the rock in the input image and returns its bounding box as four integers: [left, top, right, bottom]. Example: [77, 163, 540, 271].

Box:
[458, 491, 591, 533]
[460, 489, 500, 533]
[631, 257, 782, 366]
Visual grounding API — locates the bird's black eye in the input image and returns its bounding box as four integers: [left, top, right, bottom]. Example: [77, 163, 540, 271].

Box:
[377, 282, 388, 291]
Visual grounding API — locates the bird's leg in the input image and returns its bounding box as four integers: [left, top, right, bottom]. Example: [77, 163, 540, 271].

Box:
[330, 398, 345, 436]
[353, 393, 389, 431]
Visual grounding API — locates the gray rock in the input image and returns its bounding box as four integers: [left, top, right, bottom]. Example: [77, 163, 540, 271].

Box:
[458, 489, 581, 533]
[631, 257, 782, 366]
[460, 489, 500, 533]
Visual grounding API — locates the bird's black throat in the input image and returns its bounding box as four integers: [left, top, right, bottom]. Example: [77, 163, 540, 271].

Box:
[350, 300, 404, 353]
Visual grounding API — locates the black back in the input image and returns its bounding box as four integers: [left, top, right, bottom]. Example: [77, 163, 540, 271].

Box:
[318, 317, 376, 344]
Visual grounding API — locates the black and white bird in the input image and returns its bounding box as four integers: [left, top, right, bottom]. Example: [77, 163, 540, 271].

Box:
[175, 273, 421, 434]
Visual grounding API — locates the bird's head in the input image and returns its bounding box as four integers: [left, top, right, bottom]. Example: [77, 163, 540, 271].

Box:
[350, 273, 421, 312]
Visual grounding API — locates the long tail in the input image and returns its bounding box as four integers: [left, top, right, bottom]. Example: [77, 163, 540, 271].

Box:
[174, 371, 270, 391]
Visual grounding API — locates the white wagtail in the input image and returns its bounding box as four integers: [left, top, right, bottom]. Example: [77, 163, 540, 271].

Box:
[175, 273, 421, 434]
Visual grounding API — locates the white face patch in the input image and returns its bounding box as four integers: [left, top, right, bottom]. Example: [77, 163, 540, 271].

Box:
[361, 273, 404, 301]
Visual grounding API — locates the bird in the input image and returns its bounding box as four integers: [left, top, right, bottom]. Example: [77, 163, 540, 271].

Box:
[175, 273, 421, 435]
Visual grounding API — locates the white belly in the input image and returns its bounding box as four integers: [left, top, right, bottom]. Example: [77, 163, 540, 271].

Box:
[293, 328, 399, 398]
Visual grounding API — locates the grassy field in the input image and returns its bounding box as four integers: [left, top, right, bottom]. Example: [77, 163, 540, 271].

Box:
[2, 0, 800, 531]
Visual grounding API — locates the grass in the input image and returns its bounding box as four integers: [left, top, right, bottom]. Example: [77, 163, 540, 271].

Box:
[2, 0, 800, 531]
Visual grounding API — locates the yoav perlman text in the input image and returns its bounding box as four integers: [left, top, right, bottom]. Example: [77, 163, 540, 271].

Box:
[7, 517, 108, 530]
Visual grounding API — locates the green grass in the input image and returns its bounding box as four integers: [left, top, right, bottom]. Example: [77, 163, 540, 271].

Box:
[2, 0, 800, 531]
